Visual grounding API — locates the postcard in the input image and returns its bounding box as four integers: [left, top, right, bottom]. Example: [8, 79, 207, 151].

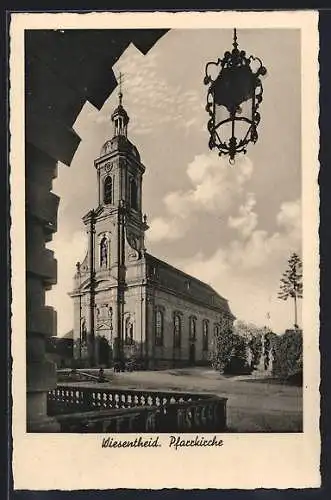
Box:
[10, 10, 320, 490]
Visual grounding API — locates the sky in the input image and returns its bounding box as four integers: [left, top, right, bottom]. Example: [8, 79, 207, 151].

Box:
[46, 28, 302, 336]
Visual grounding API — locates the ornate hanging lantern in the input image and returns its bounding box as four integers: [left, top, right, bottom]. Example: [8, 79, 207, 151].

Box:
[204, 28, 267, 164]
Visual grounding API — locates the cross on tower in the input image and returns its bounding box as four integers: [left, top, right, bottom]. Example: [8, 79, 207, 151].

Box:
[118, 71, 125, 105]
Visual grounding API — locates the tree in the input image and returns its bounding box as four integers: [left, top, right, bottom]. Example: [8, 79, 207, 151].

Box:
[97, 335, 112, 367]
[278, 252, 303, 329]
[210, 329, 252, 375]
[272, 329, 302, 384]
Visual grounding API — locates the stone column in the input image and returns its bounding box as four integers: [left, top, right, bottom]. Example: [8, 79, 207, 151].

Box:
[26, 144, 60, 432]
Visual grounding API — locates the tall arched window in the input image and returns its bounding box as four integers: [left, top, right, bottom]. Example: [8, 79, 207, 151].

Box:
[214, 324, 220, 337]
[100, 237, 108, 268]
[130, 178, 138, 210]
[155, 309, 164, 346]
[125, 317, 134, 345]
[173, 313, 182, 348]
[104, 176, 113, 204]
[202, 320, 209, 351]
[189, 316, 196, 341]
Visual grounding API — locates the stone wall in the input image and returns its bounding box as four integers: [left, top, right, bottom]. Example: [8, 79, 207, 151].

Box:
[146, 286, 232, 369]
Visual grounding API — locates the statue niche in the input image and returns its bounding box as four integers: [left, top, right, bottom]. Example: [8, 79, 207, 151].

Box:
[100, 236, 108, 268]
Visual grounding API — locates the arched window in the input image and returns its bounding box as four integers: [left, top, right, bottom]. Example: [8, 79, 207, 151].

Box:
[104, 176, 113, 204]
[100, 237, 108, 268]
[130, 178, 138, 210]
[202, 320, 209, 351]
[173, 313, 182, 348]
[155, 309, 164, 346]
[189, 316, 196, 341]
[125, 317, 134, 345]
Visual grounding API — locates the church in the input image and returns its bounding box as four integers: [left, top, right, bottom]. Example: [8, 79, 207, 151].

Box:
[69, 88, 235, 369]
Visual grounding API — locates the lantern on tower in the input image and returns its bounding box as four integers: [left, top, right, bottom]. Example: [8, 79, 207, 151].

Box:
[204, 29, 267, 164]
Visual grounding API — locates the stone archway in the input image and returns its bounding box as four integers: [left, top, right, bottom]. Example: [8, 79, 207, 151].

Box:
[25, 28, 168, 431]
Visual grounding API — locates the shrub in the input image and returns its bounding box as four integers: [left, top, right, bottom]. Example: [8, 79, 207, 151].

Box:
[273, 329, 302, 381]
[211, 330, 252, 375]
[248, 335, 262, 369]
[97, 335, 112, 367]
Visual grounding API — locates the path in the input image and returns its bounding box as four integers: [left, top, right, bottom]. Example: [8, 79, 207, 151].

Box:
[60, 367, 302, 432]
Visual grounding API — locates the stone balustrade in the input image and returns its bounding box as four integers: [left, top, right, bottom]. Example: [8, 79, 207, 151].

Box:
[47, 385, 227, 433]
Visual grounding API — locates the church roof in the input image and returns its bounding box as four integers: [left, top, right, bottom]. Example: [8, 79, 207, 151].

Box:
[145, 253, 234, 317]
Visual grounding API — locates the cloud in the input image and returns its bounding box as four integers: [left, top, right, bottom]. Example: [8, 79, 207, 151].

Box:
[227, 198, 301, 271]
[148, 153, 254, 242]
[86, 44, 204, 137]
[276, 199, 301, 239]
[228, 192, 258, 238]
[174, 198, 302, 332]
[147, 216, 185, 243]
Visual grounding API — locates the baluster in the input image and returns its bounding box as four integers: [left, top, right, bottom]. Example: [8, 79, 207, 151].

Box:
[147, 396, 153, 406]
[186, 408, 193, 430]
[130, 413, 140, 431]
[201, 405, 207, 425]
[116, 416, 124, 432]
[109, 394, 113, 407]
[207, 403, 213, 424]
[145, 412, 156, 432]
[177, 408, 185, 429]
[194, 405, 201, 429]
[105, 393, 110, 408]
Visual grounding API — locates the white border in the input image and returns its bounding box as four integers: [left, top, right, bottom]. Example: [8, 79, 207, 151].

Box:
[10, 11, 320, 490]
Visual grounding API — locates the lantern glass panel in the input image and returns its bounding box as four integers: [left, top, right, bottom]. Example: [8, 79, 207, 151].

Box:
[215, 113, 232, 144]
[235, 97, 254, 141]
[238, 97, 254, 121]
[214, 96, 253, 147]
[214, 104, 229, 128]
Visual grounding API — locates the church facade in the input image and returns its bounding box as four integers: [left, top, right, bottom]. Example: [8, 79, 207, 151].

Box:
[69, 92, 235, 368]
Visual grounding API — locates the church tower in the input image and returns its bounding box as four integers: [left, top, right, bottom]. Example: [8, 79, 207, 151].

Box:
[70, 81, 149, 365]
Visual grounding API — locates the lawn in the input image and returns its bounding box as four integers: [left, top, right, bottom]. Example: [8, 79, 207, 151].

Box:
[60, 367, 303, 432]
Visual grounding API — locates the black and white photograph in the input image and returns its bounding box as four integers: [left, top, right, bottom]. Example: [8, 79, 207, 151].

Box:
[11, 11, 320, 490]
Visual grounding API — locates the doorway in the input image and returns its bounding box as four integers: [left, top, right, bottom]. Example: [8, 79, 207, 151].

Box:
[189, 343, 196, 365]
